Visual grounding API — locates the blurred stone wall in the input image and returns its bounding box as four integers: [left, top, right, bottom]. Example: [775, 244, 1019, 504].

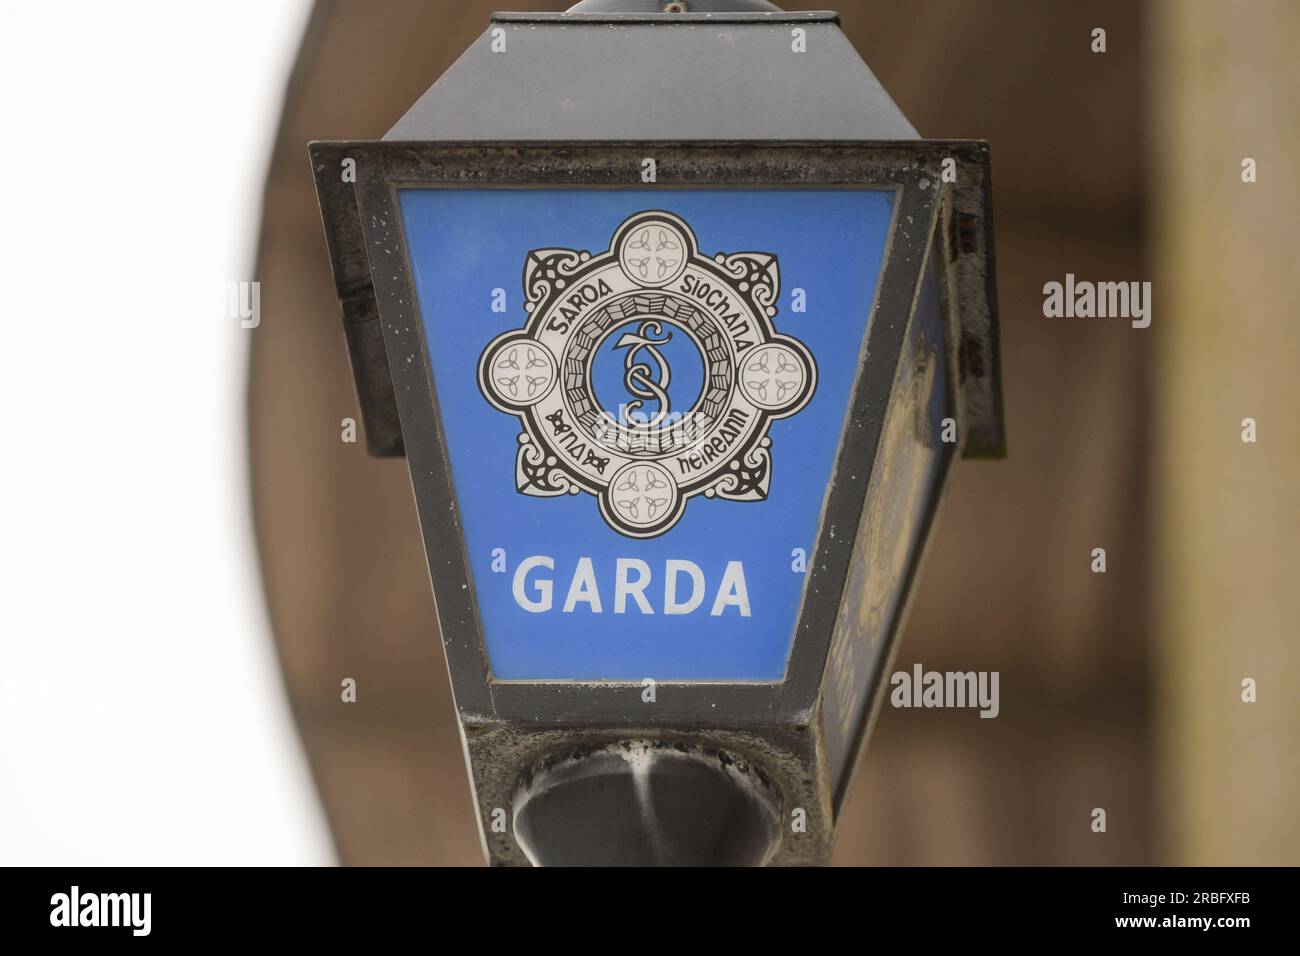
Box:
[1149, 0, 1300, 866]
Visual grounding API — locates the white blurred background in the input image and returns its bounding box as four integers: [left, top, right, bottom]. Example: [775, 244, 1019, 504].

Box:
[0, 1, 331, 864]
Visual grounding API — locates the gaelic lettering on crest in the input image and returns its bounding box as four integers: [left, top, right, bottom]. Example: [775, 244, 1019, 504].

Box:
[478, 211, 816, 538]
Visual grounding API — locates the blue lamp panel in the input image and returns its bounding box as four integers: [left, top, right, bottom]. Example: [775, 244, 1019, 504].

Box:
[399, 188, 893, 681]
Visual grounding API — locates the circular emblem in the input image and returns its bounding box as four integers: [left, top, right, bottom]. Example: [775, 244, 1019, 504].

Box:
[617, 219, 688, 287]
[479, 211, 816, 538]
[740, 343, 810, 411]
[481, 338, 557, 410]
[602, 461, 680, 535]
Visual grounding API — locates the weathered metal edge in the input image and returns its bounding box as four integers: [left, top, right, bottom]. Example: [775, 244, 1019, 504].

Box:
[308, 145, 404, 456]
[823, 202, 959, 817]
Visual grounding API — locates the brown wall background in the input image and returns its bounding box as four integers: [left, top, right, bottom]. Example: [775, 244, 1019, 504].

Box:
[248, 1, 1294, 864]
[1149, 0, 1299, 865]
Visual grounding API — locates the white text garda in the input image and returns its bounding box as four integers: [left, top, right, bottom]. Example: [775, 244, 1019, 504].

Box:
[511, 556, 751, 616]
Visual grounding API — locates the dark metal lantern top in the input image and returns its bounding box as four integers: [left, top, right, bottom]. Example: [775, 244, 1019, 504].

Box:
[384, 9, 918, 142]
[568, 1, 785, 12]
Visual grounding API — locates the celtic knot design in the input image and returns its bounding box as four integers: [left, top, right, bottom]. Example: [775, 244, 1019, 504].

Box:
[523, 248, 588, 313]
[715, 251, 780, 316]
[622, 225, 683, 283]
[611, 463, 673, 521]
[494, 345, 552, 399]
[613, 319, 674, 427]
[478, 211, 817, 538]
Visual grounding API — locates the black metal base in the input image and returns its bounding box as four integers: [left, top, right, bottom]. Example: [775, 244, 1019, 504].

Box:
[512, 742, 782, 866]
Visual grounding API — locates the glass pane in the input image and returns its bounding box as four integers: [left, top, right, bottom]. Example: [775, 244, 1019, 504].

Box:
[400, 187, 892, 681]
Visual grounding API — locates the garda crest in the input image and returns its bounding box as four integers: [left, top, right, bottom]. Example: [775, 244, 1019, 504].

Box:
[478, 211, 816, 538]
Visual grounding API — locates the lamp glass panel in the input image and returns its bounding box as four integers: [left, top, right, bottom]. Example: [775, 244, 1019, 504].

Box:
[399, 187, 893, 681]
[823, 246, 954, 791]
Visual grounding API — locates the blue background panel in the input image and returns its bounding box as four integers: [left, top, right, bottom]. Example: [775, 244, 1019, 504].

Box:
[399, 188, 893, 680]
